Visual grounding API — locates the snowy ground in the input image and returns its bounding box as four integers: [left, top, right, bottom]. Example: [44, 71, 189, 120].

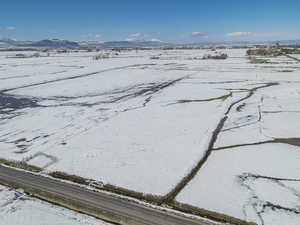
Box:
[1, 49, 300, 224]
[176, 52, 300, 225]
[0, 49, 224, 195]
[0, 184, 111, 225]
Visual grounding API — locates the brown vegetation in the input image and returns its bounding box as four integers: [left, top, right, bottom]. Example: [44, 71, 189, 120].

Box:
[0, 158, 256, 225]
[48, 171, 163, 205]
[0, 158, 42, 173]
[170, 201, 257, 225]
[48, 171, 90, 185]
[246, 48, 281, 57]
[280, 48, 300, 54]
[249, 57, 269, 64]
[202, 53, 228, 60]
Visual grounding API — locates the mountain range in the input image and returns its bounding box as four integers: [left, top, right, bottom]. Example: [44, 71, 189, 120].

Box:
[1, 38, 300, 48]
[0, 38, 170, 48]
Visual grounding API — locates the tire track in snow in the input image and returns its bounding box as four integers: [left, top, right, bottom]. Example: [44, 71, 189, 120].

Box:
[0, 64, 156, 93]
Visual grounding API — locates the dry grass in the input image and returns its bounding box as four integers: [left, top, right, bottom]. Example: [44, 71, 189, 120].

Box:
[48, 171, 90, 185]
[48, 171, 163, 205]
[170, 201, 258, 225]
[44, 171, 257, 225]
[281, 48, 300, 54]
[0, 158, 42, 173]
[101, 184, 163, 205]
[0, 158, 258, 225]
[246, 48, 281, 57]
[249, 57, 269, 64]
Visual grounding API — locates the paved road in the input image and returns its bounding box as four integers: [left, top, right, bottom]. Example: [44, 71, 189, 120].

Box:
[0, 165, 212, 225]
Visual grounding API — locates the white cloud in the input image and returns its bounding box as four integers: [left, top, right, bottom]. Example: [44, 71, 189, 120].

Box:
[125, 32, 145, 41]
[190, 32, 205, 37]
[125, 38, 136, 41]
[125, 33, 164, 42]
[48, 30, 58, 34]
[6, 26, 16, 30]
[227, 32, 251, 37]
[81, 34, 102, 40]
[148, 38, 162, 42]
[130, 32, 142, 38]
[0, 26, 16, 31]
[179, 32, 209, 43]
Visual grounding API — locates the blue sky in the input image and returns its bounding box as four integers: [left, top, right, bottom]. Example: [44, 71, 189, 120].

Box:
[1, 0, 300, 43]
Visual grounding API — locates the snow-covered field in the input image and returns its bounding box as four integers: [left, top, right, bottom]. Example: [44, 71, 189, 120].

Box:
[1, 49, 300, 224]
[0, 184, 111, 225]
[176, 52, 300, 224]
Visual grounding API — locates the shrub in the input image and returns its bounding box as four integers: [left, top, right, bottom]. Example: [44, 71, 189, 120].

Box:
[93, 53, 110, 60]
[48, 171, 90, 185]
[280, 48, 300, 54]
[202, 53, 228, 60]
[0, 158, 42, 173]
[150, 56, 160, 59]
[249, 57, 269, 64]
[246, 48, 281, 57]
